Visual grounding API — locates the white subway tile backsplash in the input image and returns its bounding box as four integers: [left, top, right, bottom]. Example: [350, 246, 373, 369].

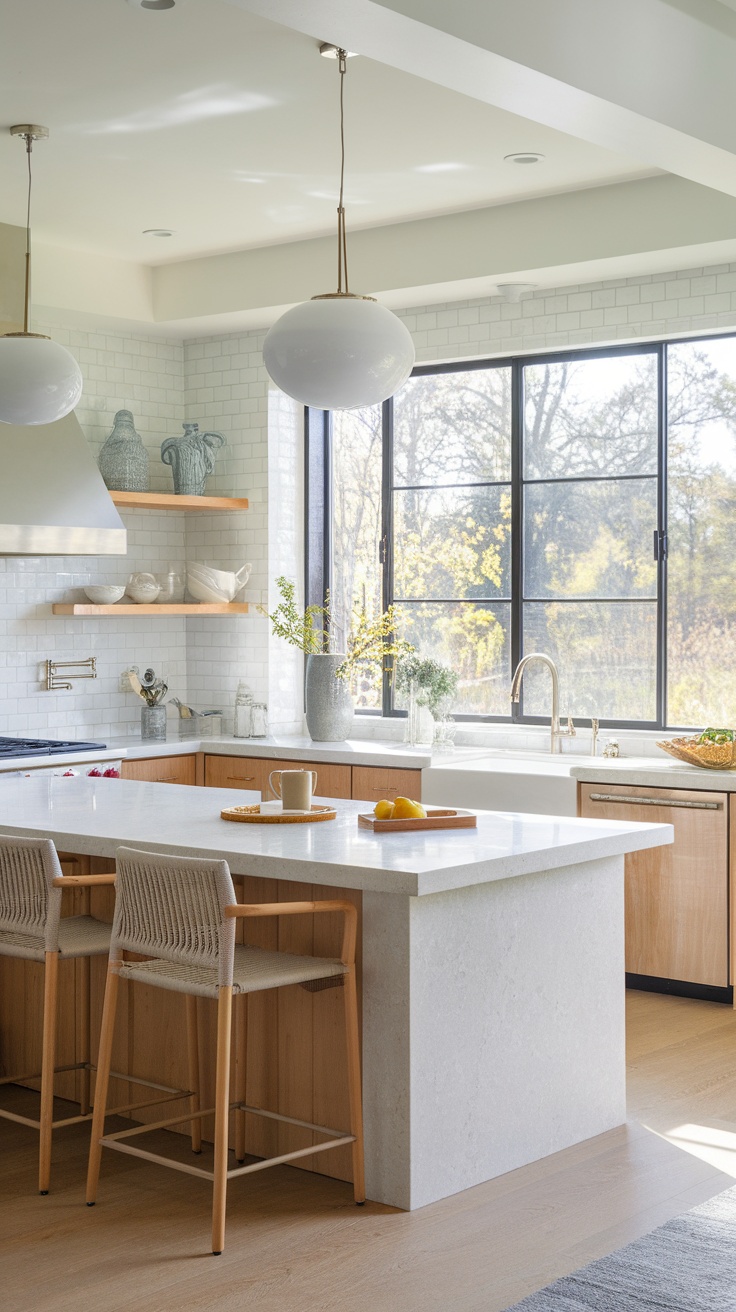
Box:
[8, 256, 736, 741]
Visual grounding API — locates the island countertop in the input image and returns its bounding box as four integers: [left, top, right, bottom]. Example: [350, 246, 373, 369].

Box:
[0, 775, 672, 897]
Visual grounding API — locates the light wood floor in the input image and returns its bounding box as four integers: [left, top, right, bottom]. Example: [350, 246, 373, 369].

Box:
[2, 990, 736, 1312]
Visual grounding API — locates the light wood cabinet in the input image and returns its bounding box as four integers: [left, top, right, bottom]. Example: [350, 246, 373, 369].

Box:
[351, 765, 422, 803]
[203, 756, 421, 803]
[579, 782, 729, 989]
[203, 755, 352, 800]
[121, 754, 196, 785]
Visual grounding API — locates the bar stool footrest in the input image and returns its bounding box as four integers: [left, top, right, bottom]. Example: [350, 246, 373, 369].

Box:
[97, 1099, 356, 1181]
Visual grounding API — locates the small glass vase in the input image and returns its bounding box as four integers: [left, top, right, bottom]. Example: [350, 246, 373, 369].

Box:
[405, 682, 434, 747]
[233, 680, 253, 738]
[141, 705, 167, 741]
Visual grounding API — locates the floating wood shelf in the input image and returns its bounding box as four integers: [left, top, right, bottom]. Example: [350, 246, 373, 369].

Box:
[110, 491, 249, 511]
[52, 603, 250, 616]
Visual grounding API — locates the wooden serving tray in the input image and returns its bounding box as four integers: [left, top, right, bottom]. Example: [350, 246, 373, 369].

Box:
[221, 804, 337, 824]
[358, 808, 476, 832]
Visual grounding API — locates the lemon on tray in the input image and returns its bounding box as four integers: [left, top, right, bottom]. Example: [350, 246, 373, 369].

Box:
[372, 797, 427, 821]
[373, 799, 395, 820]
[390, 797, 427, 820]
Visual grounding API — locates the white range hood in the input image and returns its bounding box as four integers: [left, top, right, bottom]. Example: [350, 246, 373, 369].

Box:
[0, 412, 126, 555]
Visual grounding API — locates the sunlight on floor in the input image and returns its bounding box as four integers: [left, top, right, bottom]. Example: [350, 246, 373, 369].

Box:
[647, 1121, 736, 1178]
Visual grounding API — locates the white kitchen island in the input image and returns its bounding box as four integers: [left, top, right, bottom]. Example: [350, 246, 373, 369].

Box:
[0, 776, 672, 1210]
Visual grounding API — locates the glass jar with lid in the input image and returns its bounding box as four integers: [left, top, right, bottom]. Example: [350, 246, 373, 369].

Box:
[250, 703, 268, 738]
[233, 681, 253, 738]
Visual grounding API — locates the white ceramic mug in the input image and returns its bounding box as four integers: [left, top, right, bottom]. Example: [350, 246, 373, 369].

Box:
[268, 769, 317, 811]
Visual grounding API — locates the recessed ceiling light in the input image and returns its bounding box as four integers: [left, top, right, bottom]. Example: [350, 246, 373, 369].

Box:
[127, 0, 176, 10]
[142, 228, 174, 237]
[504, 152, 545, 165]
[319, 42, 357, 58]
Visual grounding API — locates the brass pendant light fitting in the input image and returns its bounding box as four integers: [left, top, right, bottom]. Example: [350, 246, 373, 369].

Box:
[315, 48, 376, 305]
[5, 125, 51, 341]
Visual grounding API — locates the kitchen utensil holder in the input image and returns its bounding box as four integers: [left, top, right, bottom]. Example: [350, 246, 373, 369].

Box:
[141, 706, 167, 741]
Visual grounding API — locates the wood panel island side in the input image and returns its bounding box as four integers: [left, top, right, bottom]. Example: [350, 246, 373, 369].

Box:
[0, 776, 672, 1210]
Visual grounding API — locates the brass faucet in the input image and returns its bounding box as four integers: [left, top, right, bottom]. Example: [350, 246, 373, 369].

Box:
[510, 653, 575, 754]
[591, 718, 600, 757]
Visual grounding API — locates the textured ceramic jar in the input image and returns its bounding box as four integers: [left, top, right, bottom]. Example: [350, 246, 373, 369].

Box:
[305, 653, 354, 742]
[161, 423, 226, 496]
[98, 409, 150, 492]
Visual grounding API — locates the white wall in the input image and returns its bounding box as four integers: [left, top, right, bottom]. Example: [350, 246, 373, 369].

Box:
[400, 263, 736, 362]
[6, 255, 736, 742]
[0, 319, 188, 739]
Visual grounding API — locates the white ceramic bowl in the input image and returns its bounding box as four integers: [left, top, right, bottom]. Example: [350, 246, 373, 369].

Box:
[126, 582, 160, 603]
[84, 585, 126, 605]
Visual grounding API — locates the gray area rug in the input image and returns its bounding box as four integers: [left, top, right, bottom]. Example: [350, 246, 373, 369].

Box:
[506, 1184, 736, 1310]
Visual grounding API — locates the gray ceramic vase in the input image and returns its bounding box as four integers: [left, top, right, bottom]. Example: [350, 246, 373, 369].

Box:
[161, 423, 226, 496]
[98, 409, 150, 492]
[305, 653, 354, 742]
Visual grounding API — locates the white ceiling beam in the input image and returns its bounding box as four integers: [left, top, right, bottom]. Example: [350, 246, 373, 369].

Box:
[152, 175, 736, 326]
[227, 0, 736, 197]
[24, 175, 736, 335]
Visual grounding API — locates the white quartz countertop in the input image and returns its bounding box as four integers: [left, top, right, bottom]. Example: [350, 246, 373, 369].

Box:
[0, 775, 672, 897]
[0, 746, 124, 772]
[104, 733, 439, 768]
[570, 757, 736, 791]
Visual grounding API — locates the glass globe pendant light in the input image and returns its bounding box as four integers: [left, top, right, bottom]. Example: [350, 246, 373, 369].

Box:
[0, 125, 83, 426]
[263, 50, 415, 411]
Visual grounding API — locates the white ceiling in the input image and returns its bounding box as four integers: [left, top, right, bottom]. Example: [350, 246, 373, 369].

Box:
[0, 0, 659, 264]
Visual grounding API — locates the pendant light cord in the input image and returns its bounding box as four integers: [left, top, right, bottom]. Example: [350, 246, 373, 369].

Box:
[336, 49, 349, 295]
[23, 133, 33, 335]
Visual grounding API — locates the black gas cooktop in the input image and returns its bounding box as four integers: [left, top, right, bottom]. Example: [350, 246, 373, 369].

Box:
[0, 737, 107, 759]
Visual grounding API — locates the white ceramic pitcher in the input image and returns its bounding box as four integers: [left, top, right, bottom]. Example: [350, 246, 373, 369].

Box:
[186, 562, 251, 603]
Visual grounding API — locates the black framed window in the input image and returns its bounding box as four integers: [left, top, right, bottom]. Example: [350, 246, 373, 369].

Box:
[306, 333, 736, 730]
[519, 349, 660, 724]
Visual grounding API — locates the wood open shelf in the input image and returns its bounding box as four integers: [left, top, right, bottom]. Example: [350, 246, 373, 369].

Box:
[110, 491, 249, 511]
[52, 603, 249, 616]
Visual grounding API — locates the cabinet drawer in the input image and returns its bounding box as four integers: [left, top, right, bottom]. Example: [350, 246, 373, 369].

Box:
[351, 766, 422, 802]
[204, 755, 268, 792]
[121, 755, 196, 785]
[204, 756, 352, 800]
[579, 782, 728, 987]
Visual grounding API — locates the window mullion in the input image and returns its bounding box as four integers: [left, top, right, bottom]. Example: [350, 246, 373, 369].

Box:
[510, 358, 523, 721]
[381, 396, 394, 717]
[657, 343, 668, 730]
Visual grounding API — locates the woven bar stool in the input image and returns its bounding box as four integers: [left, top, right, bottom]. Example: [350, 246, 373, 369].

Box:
[0, 835, 114, 1194]
[86, 846, 365, 1255]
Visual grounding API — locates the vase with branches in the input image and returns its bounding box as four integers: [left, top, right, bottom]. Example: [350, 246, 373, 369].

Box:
[262, 577, 415, 740]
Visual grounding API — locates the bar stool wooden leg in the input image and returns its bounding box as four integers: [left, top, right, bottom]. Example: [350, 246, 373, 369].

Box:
[185, 995, 202, 1154]
[38, 951, 59, 1195]
[234, 995, 247, 1163]
[343, 965, 365, 1204]
[211, 985, 233, 1256]
[79, 955, 91, 1117]
[86, 962, 120, 1205]
[79, 885, 92, 1116]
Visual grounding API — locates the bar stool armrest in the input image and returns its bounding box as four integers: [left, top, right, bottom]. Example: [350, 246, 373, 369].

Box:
[225, 900, 358, 965]
[52, 873, 117, 888]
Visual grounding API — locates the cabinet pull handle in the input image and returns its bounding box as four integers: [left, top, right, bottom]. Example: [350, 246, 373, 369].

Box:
[227, 775, 255, 782]
[588, 792, 722, 810]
